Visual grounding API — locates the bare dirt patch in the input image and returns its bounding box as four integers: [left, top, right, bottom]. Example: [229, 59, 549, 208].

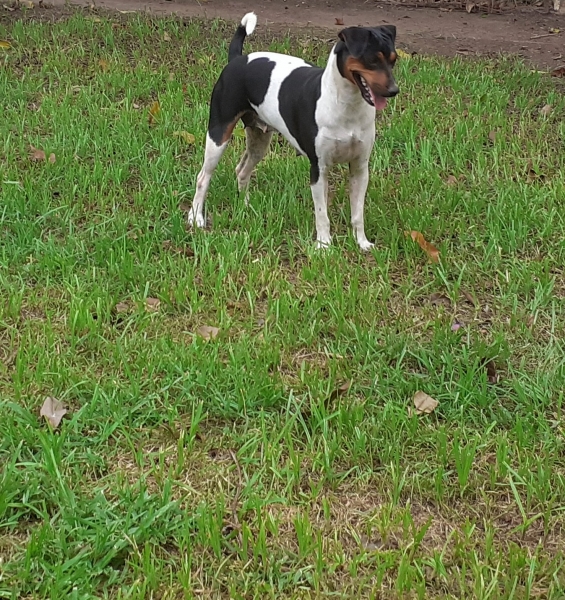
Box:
[22, 0, 564, 68]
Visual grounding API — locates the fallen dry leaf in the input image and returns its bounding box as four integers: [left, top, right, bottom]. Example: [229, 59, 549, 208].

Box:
[0, 40, 11, 49]
[461, 289, 477, 307]
[197, 325, 220, 340]
[396, 48, 411, 60]
[413, 391, 439, 415]
[173, 131, 196, 145]
[445, 175, 458, 186]
[484, 359, 498, 384]
[98, 58, 109, 72]
[551, 66, 565, 77]
[148, 100, 161, 125]
[163, 32, 171, 42]
[405, 230, 440, 263]
[335, 17, 344, 25]
[540, 104, 553, 117]
[48, 153, 56, 164]
[145, 297, 161, 311]
[40, 397, 67, 429]
[488, 130, 497, 143]
[429, 292, 451, 307]
[29, 145, 46, 161]
[329, 380, 352, 401]
[115, 301, 129, 313]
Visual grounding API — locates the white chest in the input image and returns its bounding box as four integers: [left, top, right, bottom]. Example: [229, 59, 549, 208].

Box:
[315, 122, 376, 166]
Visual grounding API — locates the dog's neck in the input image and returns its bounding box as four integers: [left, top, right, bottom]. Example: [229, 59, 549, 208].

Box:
[323, 44, 368, 109]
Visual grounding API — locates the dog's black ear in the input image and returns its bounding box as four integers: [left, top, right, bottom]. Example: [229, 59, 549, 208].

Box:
[338, 27, 372, 58]
[380, 24, 397, 43]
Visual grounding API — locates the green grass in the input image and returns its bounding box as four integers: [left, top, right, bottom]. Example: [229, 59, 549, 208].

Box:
[1, 8, 565, 599]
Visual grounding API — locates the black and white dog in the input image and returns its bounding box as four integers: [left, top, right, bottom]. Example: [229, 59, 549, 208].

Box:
[188, 12, 399, 250]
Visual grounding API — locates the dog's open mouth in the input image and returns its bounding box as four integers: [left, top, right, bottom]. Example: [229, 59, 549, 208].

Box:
[353, 73, 388, 110]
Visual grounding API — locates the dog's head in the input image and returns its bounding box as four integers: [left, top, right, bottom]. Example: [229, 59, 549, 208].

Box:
[336, 25, 399, 110]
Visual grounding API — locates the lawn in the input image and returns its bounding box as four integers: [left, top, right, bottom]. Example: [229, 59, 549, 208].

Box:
[1, 8, 565, 599]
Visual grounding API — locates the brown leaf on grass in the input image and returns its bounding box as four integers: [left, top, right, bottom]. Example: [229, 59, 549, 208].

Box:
[540, 104, 553, 117]
[488, 130, 497, 143]
[29, 145, 46, 161]
[197, 325, 220, 340]
[484, 359, 499, 384]
[329, 380, 352, 401]
[525, 159, 545, 181]
[413, 391, 439, 415]
[551, 66, 565, 77]
[461, 289, 477, 307]
[145, 297, 161, 311]
[173, 131, 196, 145]
[148, 101, 161, 125]
[0, 40, 11, 49]
[405, 230, 440, 263]
[40, 397, 67, 429]
[429, 292, 451, 307]
[163, 32, 171, 42]
[335, 17, 345, 25]
[98, 58, 109, 72]
[115, 301, 130, 314]
[445, 175, 458, 186]
[48, 153, 56, 164]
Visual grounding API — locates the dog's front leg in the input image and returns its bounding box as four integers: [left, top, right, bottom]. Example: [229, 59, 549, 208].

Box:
[349, 159, 374, 251]
[310, 165, 331, 248]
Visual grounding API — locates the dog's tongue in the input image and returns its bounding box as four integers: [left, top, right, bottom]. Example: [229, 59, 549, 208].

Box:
[373, 96, 388, 111]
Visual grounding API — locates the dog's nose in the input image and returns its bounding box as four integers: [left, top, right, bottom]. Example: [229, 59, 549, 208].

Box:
[387, 83, 399, 97]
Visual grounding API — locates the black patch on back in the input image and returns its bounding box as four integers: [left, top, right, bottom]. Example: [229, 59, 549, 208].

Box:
[207, 56, 276, 145]
[278, 66, 323, 184]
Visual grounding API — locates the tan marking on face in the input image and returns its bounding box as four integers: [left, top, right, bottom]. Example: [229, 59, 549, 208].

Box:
[389, 51, 397, 63]
[345, 57, 389, 92]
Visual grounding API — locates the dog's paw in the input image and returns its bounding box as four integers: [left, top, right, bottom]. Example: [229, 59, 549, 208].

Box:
[358, 240, 375, 252]
[187, 210, 205, 229]
[315, 239, 332, 250]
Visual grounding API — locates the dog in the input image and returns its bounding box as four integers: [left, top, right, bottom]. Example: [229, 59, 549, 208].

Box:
[188, 12, 399, 250]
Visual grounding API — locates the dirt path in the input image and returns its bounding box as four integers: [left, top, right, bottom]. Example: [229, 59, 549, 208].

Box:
[34, 0, 565, 67]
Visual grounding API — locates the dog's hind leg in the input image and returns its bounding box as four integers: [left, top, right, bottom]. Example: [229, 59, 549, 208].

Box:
[236, 126, 273, 205]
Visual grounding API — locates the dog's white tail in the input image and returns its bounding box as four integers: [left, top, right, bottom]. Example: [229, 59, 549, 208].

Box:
[241, 12, 257, 36]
